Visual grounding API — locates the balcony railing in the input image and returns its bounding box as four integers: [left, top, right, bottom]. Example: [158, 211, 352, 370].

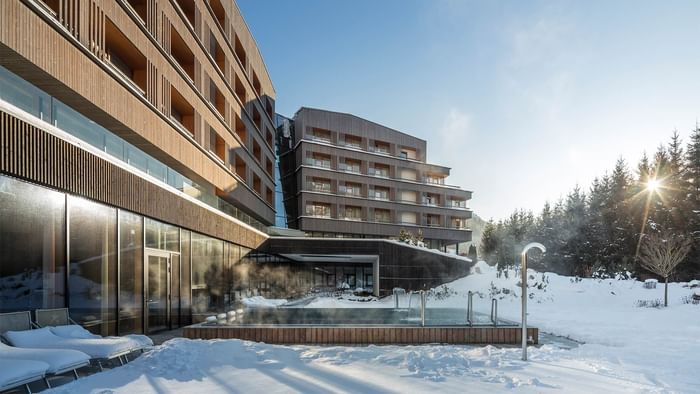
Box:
[368, 145, 391, 155]
[368, 168, 389, 178]
[305, 157, 332, 169]
[424, 177, 445, 185]
[338, 185, 362, 197]
[308, 182, 332, 193]
[307, 134, 331, 143]
[338, 163, 361, 174]
[450, 200, 468, 209]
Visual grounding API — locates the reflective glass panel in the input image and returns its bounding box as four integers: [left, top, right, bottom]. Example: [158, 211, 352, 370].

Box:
[118, 211, 143, 335]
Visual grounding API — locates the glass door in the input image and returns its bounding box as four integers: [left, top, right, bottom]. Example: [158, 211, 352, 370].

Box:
[146, 251, 170, 333]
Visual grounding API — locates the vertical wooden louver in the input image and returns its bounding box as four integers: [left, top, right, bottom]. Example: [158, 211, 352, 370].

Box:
[86, 0, 105, 59]
[0, 109, 266, 248]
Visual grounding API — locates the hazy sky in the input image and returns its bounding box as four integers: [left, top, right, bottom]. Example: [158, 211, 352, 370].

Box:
[238, 0, 700, 220]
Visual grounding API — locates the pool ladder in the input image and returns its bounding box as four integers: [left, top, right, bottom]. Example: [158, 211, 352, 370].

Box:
[466, 291, 498, 327]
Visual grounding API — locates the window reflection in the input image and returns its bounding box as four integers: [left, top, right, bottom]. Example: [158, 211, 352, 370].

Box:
[118, 211, 143, 335]
[191, 233, 224, 320]
[68, 196, 117, 336]
[0, 176, 65, 312]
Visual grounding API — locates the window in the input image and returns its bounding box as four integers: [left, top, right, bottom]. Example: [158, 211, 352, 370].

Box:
[145, 218, 180, 252]
[253, 174, 262, 195]
[306, 203, 331, 218]
[399, 168, 417, 181]
[118, 211, 143, 335]
[374, 209, 391, 223]
[343, 206, 362, 221]
[170, 86, 195, 136]
[208, 77, 225, 118]
[371, 141, 390, 154]
[234, 155, 247, 181]
[252, 71, 262, 97]
[208, 31, 225, 73]
[307, 153, 331, 169]
[309, 178, 331, 193]
[310, 128, 331, 143]
[208, 128, 226, 162]
[252, 140, 262, 163]
[371, 186, 389, 200]
[234, 33, 247, 68]
[343, 134, 362, 148]
[68, 196, 117, 336]
[234, 113, 247, 145]
[426, 214, 441, 227]
[424, 193, 440, 206]
[234, 74, 246, 104]
[265, 188, 273, 205]
[191, 233, 224, 320]
[339, 182, 362, 197]
[339, 159, 361, 174]
[124, 0, 147, 23]
[400, 151, 408, 159]
[400, 212, 417, 224]
[105, 19, 147, 93]
[451, 199, 467, 208]
[370, 164, 390, 178]
[0, 176, 65, 313]
[170, 26, 195, 81]
[174, 0, 196, 29]
[265, 158, 273, 176]
[452, 217, 467, 229]
[425, 175, 445, 185]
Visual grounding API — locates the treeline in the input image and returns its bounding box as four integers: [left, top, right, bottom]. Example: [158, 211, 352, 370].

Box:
[480, 126, 700, 280]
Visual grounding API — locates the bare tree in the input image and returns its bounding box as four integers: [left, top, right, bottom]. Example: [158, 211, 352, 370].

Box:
[638, 230, 692, 307]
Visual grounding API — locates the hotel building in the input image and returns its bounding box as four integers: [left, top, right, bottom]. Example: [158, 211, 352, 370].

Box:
[0, 0, 475, 335]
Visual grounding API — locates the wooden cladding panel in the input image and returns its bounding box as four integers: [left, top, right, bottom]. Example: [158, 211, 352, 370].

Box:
[182, 326, 539, 346]
[0, 110, 265, 249]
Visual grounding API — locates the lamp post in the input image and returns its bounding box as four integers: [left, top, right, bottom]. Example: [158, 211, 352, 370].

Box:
[521, 242, 546, 361]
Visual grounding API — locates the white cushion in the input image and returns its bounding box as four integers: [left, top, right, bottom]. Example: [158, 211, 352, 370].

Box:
[0, 359, 48, 390]
[5, 327, 134, 359]
[0, 343, 89, 374]
[4, 327, 56, 347]
[50, 325, 98, 339]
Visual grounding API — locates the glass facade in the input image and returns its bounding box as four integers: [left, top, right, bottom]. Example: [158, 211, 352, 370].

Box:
[68, 196, 118, 336]
[0, 65, 267, 232]
[118, 211, 144, 335]
[0, 174, 265, 332]
[0, 176, 65, 312]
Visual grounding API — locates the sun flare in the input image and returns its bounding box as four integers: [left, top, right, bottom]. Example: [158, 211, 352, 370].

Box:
[646, 178, 661, 192]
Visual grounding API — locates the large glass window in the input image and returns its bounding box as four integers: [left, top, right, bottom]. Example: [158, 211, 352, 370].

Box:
[145, 218, 180, 252]
[68, 197, 117, 336]
[0, 176, 65, 312]
[191, 233, 224, 320]
[180, 230, 192, 326]
[118, 211, 143, 335]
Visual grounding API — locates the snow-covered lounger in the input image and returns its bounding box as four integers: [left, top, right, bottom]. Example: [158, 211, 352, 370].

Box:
[0, 342, 90, 384]
[0, 358, 48, 394]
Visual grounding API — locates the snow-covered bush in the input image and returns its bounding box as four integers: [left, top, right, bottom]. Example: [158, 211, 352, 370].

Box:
[635, 299, 664, 308]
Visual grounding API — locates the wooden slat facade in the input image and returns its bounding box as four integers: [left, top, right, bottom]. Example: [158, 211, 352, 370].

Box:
[183, 325, 539, 346]
[0, 108, 266, 248]
[0, 0, 276, 225]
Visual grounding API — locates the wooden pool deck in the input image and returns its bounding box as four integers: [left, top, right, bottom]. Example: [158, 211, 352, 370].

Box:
[183, 325, 538, 345]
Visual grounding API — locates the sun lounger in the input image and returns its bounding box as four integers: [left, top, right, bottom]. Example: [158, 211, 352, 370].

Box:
[0, 342, 90, 386]
[0, 312, 133, 371]
[35, 308, 154, 350]
[0, 358, 48, 394]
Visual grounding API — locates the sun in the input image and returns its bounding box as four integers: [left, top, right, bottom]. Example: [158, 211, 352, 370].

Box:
[646, 178, 661, 192]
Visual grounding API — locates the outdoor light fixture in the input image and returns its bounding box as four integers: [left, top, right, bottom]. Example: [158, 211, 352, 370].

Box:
[521, 242, 546, 361]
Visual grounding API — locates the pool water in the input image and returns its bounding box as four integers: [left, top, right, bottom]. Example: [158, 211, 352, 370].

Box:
[228, 308, 516, 326]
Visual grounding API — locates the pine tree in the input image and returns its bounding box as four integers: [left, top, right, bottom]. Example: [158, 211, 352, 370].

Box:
[479, 220, 499, 264]
[683, 124, 700, 278]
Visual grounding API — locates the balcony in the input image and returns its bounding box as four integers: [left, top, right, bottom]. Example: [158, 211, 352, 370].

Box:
[338, 162, 361, 174]
[306, 205, 331, 218]
[308, 181, 331, 193]
[368, 167, 389, 178]
[369, 189, 389, 201]
[170, 86, 195, 136]
[368, 144, 390, 155]
[170, 26, 195, 81]
[305, 157, 331, 169]
[450, 200, 468, 209]
[105, 19, 146, 94]
[174, 0, 196, 30]
[424, 176, 445, 185]
[338, 185, 362, 197]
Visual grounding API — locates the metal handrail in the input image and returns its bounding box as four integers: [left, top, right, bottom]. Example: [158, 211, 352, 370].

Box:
[490, 298, 498, 327]
[466, 291, 474, 326]
[420, 290, 426, 327]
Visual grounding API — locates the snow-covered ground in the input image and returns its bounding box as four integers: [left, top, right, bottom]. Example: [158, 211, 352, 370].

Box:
[49, 262, 700, 393]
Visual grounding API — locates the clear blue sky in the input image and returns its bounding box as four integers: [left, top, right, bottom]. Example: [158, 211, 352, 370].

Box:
[238, 0, 700, 220]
